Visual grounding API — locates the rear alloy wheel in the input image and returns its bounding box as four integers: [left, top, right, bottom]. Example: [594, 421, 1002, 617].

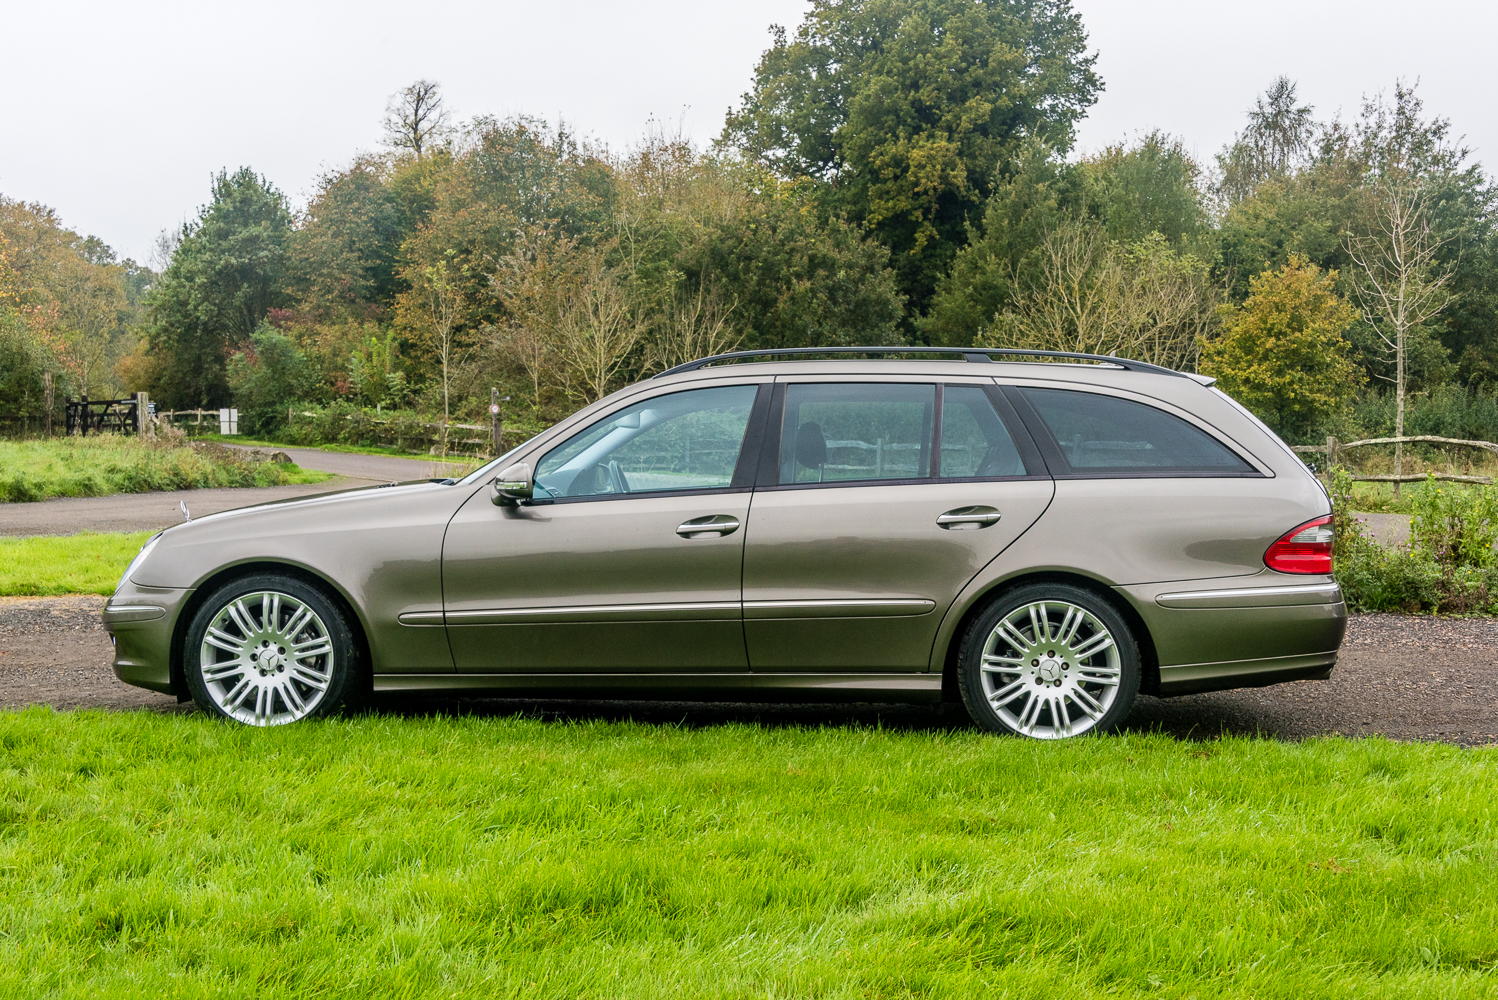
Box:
[958, 584, 1140, 739]
[184, 574, 360, 726]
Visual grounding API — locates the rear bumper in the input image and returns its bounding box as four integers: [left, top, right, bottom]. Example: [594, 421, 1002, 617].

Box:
[1116, 574, 1347, 696]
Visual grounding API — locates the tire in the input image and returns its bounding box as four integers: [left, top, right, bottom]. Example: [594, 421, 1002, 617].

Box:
[184, 573, 363, 726]
[957, 583, 1140, 739]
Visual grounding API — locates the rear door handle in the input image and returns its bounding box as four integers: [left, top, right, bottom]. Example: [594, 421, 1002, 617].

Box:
[936, 505, 1001, 530]
[677, 514, 741, 538]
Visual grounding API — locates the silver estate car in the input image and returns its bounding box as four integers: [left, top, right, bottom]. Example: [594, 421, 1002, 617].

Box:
[105, 348, 1346, 738]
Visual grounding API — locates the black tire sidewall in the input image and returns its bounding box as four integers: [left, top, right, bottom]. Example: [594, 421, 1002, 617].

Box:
[184, 573, 359, 722]
[958, 583, 1141, 737]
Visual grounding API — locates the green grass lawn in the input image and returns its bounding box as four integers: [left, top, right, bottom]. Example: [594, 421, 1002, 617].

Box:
[0, 711, 1492, 998]
[0, 531, 152, 595]
[199, 433, 477, 466]
[0, 436, 330, 503]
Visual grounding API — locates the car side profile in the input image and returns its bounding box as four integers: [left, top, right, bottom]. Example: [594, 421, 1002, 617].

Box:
[105, 348, 1346, 737]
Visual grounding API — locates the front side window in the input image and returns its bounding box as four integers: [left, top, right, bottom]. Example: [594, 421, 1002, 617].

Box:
[1017, 387, 1253, 475]
[535, 385, 758, 499]
[780, 383, 934, 484]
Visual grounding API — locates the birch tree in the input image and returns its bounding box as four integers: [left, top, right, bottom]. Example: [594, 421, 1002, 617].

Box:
[1345, 183, 1455, 490]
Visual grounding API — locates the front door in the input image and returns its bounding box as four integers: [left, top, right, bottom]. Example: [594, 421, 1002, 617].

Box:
[442, 382, 765, 672]
[742, 380, 1055, 671]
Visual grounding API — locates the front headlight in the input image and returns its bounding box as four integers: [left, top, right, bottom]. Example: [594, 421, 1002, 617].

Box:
[116, 533, 163, 594]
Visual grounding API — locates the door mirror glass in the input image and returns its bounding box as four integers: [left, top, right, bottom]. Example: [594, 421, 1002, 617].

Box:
[490, 463, 533, 505]
[779, 383, 935, 484]
[534, 385, 759, 499]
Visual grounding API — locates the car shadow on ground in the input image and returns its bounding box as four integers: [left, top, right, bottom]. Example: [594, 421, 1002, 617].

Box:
[359, 691, 1291, 742]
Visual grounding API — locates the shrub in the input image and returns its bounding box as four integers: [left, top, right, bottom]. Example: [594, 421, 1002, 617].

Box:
[1330, 466, 1498, 614]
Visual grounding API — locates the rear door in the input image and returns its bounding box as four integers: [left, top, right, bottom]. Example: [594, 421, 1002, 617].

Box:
[740, 378, 1055, 671]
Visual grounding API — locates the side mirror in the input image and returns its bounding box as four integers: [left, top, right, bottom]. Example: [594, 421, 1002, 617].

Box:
[490, 463, 534, 506]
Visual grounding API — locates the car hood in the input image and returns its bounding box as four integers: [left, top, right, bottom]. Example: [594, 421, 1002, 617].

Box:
[133, 479, 479, 589]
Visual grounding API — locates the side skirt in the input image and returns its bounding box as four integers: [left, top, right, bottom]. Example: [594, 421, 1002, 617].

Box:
[372, 672, 943, 703]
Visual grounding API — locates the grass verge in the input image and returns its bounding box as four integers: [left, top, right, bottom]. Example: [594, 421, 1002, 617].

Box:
[0, 436, 332, 502]
[0, 712, 1493, 997]
[0, 531, 151, 595]
[199, 433, 477, 465]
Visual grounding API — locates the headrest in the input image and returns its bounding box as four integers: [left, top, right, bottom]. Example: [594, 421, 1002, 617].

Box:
[795, 421, 827, 470]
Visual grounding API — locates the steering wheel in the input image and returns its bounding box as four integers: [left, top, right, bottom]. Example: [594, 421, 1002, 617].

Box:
[607, 460, 630, 494]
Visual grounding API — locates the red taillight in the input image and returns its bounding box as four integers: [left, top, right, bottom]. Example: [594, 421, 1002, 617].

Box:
[1264, 516, 1334, 574]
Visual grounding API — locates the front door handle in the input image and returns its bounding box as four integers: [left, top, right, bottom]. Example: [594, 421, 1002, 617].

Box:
[677, 514, 741, 538]
[936, 505, 1001, 530]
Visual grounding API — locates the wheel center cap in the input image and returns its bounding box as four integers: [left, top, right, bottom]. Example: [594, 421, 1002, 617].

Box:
[260, 648, 283, 672]
[1037, 658, 1064, 683]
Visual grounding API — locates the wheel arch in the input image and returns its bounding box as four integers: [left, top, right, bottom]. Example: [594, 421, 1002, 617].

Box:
[169, 560, 373, 699]
[938, 570, 1161, 703]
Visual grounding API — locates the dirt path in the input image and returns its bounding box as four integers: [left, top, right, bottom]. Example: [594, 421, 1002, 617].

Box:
[1, 599, 1494, 745]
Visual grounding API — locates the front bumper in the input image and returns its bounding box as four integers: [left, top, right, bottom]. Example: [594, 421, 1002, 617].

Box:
[103, 581, 193, 695]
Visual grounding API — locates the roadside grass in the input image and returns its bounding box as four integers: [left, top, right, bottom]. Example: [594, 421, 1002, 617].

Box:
[0, 531, 151, 595]
[0, 711, 1493, 998]
[0, 436, 330, 503]
[199, 433, 478, 466]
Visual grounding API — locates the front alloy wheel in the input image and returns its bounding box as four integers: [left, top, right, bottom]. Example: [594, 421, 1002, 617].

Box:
[185, 574, 360, 726]
[959, 584, 1140, 738]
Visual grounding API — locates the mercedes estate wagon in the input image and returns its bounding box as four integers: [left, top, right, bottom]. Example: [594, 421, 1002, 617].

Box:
[104, 348, 1347, 738]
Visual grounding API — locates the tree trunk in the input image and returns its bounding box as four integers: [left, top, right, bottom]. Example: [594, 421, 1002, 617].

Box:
[1394, 324, 1405, 497]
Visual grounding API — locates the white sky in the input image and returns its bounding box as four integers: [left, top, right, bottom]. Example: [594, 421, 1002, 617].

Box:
[2, 0, 1493, 264]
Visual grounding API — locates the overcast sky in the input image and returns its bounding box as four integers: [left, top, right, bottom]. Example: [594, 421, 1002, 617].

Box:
[3, 0, 1494, 264]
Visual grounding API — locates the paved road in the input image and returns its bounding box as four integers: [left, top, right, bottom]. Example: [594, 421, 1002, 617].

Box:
[0, 483, 368, 536]
[2, 600, 1493, 746]
[0, 446, 472, 537]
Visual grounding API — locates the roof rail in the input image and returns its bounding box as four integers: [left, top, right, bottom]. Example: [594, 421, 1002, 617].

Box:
[653, 346, 1186, 379]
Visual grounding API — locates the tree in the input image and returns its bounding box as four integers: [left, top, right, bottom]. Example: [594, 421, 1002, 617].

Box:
[980, 222, 1217, 371]
[722, 0, 1100, 315]
[136, 169, 293, 407]
[417, 256, 467, 453]
[51, 250, 128, 397]
[226, 325, 317, 435]
[1345, 183, 1455, 487]
[921, 133, 1212, 348]
[1200, 256, 1362, 440]
[1216, 77, 1316, 206]
[290, 157, 404, 319]
[383, 80, 450, 160]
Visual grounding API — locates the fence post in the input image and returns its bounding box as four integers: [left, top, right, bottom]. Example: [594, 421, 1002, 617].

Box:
[1326, 435, 1338, 469]
[489, 388, 510, 458]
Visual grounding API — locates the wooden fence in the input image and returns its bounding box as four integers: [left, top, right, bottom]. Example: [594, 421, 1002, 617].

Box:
[1292, 435, 1498, 484]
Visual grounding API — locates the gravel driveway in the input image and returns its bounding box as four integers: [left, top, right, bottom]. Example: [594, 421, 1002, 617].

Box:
[2, 597, 1493, 746]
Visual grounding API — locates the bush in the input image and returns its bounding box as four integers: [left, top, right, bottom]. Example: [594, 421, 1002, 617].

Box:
[1331, 467, 1498, 613]
[226, 325, 319, 436]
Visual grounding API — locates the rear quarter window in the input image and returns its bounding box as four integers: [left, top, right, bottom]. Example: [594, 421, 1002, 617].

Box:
[1016, 387, 1255, 476]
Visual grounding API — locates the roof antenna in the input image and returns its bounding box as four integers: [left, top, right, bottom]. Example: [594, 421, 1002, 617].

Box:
[179, 500, 191, 522]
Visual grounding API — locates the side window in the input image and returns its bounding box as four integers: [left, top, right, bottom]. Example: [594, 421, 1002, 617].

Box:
[1017, 387, 1253, 474]
[940, 386, 1027, 478]
[780, 383, 934, 484]
[534, 385, 759, 498]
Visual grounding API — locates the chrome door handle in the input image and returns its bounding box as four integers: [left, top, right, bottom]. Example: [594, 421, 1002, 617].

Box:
[677, 514, 741, 538]
[936, 505, 1001, 530]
